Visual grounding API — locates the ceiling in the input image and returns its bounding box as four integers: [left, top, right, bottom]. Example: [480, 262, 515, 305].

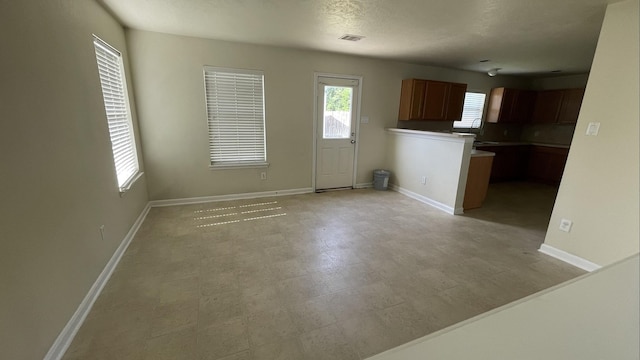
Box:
[100, 0, 617, 76]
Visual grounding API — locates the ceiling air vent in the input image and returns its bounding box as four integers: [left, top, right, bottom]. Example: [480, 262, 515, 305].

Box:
[339, 34, 365, 41]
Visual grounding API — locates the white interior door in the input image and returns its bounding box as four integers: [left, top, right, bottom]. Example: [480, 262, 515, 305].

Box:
[315, 76, 359, 190]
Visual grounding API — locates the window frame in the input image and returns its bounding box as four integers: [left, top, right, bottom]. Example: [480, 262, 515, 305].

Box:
[203, 66, 268, 170]
[453, 91, 487, 130]
[92, 35, 141, 194]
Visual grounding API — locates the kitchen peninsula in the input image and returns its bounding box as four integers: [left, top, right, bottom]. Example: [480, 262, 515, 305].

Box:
[385, 128, 493, 214]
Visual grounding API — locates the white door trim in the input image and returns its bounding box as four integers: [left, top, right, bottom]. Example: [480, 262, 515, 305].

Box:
[312, 72, 363, 191]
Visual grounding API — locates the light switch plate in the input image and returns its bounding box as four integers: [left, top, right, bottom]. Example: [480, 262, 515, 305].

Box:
[361, 116, 369, 124]
[559, 218, 573, 232]
[586, 122, 600, 136]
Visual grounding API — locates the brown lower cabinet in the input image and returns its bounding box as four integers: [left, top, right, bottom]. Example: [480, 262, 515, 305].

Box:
[526, 146, 569, 185]
[475, 144, 569, 185]
[464, 156, 494, 210]
[474, 145, 530, 182]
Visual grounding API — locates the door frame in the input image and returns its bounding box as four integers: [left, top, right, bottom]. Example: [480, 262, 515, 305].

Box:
[312, 72, 363, 191]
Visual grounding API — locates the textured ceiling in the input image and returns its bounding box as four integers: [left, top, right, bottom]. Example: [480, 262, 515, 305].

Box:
[100, 0, 616, 76]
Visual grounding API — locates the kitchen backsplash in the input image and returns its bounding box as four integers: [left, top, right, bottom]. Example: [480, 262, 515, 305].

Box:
[477, 123, 523, 142]
[396, 120, 576, 146]
[520, 123, 576, 145]
[477, 122, 575, 145]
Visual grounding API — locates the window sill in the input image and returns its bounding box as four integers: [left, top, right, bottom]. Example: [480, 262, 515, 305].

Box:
[209, 162, 270, 170]
[119, 171, 144, 196]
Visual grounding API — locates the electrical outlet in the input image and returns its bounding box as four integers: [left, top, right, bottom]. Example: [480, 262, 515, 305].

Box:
[99, 225, 105, 241]
[260, 172, 267, 180]
[421, 176, 426, 185]
[559, 219, 572, 233]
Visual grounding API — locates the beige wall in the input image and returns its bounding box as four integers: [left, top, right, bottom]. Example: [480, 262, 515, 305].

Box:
[369, 254, 639, 360]
[126, 30, 528, 200]
[543, 0, 640, 266]
[0, 1, 148, 359]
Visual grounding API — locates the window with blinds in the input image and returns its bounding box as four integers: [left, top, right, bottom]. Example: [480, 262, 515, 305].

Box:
[203, 67, 267, 167]
[453, 92, 487, 129]
[93, 36, 140, 192]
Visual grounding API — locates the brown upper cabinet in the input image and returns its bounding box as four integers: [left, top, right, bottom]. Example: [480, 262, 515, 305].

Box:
[557, 88, 585, 124]
[398, 79, 467, 121]
[446, 83, 467, 121]
[532, 88, 585, 124]
[486, 87, 536, 123]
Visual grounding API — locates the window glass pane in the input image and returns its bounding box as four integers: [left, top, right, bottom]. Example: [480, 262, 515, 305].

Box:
[454, 92, 486, 128]
[93, 36, 139, 191]
[204, 67, 266, 165]
[323, 86, 352, 139]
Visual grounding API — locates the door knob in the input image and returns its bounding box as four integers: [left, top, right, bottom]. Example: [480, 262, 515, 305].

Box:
[350, 140, 356, 144]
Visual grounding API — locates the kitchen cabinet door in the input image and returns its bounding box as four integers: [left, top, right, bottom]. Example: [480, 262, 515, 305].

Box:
[526, 146, 569, 185]
[486, 88, 533, 123]
[464, 156, 494, 210]
[557, 88, 585, 124]
[423, 81, 449, 120]
[475, 145, 529, 182]
[487, 88, 513, 123]
[398, 79, 467, 121]
[532, 90, 564, 123]
[512, 90, 536, 123]
[445, 83, 467, 121]
[398, 79, 426, 120]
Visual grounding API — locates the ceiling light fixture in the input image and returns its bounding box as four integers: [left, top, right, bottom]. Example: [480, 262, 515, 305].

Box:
[487, 68, 501, 77]
[339, 34, 365, 41]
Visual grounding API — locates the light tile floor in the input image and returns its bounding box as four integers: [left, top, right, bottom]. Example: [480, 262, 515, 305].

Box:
[63, 182, 585, 360]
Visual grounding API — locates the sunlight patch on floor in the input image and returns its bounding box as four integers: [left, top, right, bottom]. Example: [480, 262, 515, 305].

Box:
[194, 201, 287, 227]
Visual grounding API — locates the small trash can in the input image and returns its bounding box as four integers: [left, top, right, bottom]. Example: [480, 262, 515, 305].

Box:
[373, 169, 390, 190]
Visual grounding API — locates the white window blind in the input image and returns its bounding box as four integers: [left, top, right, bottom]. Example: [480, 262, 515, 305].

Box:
[203, 67, 267, 167]
[453, 92, 487, 128]
[93, 36, 139, 191]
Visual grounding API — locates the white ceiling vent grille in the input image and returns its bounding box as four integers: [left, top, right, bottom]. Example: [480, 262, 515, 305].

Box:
[339, 34, 365, 41]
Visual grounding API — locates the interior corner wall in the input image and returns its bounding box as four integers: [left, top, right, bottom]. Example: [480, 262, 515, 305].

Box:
[125, 30, 529, 201]
[542, 0, 640, 266]
[0, 1, 149, 359]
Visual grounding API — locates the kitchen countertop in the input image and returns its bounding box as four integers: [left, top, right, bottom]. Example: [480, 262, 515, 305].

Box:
[387, 128, 476, 140]
[471, 149, 495, 158]
[474, 141, 570, 149]
[530, 142, 570, 149]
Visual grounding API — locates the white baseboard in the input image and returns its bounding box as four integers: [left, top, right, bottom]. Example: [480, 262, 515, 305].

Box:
[354, 182, 373, 189]
[539, 244, 602, 272]
[149, 187, 314, 207]
[44, 203, 151, 360]
[389, 184, 458, 215]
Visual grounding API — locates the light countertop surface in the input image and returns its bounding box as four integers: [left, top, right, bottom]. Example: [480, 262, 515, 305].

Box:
[470, 149, 496, 158]
[386, 128, 475, 139]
